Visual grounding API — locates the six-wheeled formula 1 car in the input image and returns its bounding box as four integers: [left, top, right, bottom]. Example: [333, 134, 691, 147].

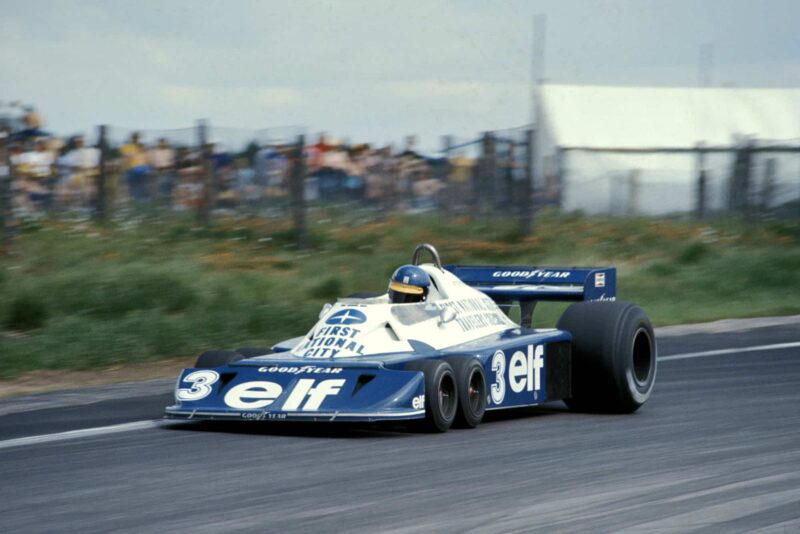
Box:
[165, 244, 656, 431]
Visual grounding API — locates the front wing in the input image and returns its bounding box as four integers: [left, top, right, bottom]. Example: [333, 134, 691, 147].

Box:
[164, 361, 426, 422]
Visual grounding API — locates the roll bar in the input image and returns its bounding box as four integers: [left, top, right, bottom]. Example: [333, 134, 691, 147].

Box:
[411, 243, 443, 271]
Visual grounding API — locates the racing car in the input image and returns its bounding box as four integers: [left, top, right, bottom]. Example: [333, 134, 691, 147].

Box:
[165, 244, 656, 431]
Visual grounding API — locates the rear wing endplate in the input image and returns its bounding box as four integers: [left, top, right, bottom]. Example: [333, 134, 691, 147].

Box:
[445, 265, 616, 303]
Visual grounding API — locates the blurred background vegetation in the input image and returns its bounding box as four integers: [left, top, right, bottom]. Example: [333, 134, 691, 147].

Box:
[1, 209, 798, 380]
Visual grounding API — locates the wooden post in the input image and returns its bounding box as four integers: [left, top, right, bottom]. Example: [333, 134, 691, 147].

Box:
[502, 141, 514, 210]
[290, 134, 308, 250]
[441, 135, 453, 215]
[519, 128, 534, 236]
[480, 131, 496, 219]
[95, 125, 108, 222]
[695, 142, 707, 219]
[627, 169, 640, 216]
[761, 157, 776, 212]
[728, 139, 753, 216]
[0, 129, 14, 254]
[197, 119, 213, 224]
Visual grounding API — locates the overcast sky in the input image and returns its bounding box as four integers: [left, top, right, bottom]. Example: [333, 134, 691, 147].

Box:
[2, 0, 799, 149]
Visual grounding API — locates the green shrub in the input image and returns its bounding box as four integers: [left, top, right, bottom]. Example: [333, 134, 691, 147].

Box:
[677, 241, 708, 264]
[6, 294, 48, 331]
[645, 261, 678, 276]
[308, 276, 343, 299]
[48, 267, 198, 317]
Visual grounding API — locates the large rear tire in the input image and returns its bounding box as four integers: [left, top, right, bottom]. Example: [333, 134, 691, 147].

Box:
[195, 350, 244, 368]
[446, 357, 486, 428]
[406, 360, 458, 432]
[557, 301, 656, 413]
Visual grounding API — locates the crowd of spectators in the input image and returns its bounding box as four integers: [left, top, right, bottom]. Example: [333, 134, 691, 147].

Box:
[2, 105, 482, 217]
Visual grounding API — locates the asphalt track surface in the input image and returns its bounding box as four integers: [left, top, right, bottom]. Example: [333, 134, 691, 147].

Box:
[1, 320, 799, 533]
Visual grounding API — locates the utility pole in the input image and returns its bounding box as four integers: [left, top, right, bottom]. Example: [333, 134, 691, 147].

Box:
[95, 125, 108, 222]
[531, 14, 547, 125]
[528, 14, 546, 234]
[0, 129, 13, 254]
[290, 134, 308, 250]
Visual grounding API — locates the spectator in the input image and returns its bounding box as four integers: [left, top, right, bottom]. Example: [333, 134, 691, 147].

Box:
[16, 106, 48, 141]
[59, 135, 100, 210]
[307, 132, 331, 171]
[363, 146, 387, 206]
[19, 138, 57, 211]
[173, 147, 204, 211]
[448, 153, 475, 211]
[148, 138, 175, 203]
[343, 145, 366, 201]
[7, 143, 27, 211]
[396, 139, 428, 209]
[255, 144, 289, 198]
[120, 132, 150, 201]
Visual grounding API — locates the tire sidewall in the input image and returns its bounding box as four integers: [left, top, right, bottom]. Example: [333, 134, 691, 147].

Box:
[559, 301, 657, 413]
[612, 305, 657, 407]
[406, 359, 458, 432]
[446, 357, 486, 428]
[427, 361, 457, 431]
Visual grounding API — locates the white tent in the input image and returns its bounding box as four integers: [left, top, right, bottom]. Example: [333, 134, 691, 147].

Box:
[538, 84, 800, 215]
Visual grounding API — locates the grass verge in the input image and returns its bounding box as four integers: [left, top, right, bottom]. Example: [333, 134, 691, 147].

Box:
[1, 209, 798, 381]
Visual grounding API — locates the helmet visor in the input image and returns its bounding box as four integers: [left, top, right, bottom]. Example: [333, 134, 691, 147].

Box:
[389, 289, 424, 304]
[388, 281, 424, 295]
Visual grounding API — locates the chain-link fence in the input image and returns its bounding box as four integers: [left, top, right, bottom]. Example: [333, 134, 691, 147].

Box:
[560, 141, 800, 217]
[1, 118, 797, 254]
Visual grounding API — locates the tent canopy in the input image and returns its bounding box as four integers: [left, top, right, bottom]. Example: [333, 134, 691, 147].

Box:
[540, 84, 800, 150]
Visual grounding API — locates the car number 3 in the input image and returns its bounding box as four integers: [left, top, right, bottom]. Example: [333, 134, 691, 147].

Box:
[490, 350, 506, 404]
[177, 370, 220, 401]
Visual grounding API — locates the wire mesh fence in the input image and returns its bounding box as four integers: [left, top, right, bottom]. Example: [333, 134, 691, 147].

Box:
[561, 144, 800, 217]
[1, 118, 798, 254]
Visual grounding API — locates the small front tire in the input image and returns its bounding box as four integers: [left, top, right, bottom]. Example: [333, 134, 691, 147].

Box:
[235, 347, 273, 358]
[195, 350, 244, 368]
[446, 357, 486, 428]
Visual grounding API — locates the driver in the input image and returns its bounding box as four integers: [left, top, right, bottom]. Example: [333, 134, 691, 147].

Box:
[388, 265, 430, 304]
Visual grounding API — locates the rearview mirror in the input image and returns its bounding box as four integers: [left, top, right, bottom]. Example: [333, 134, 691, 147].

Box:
[319, 303, 332, 319]
[438, 307, 457, 325]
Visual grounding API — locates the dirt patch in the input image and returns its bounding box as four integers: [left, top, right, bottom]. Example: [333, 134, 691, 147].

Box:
[0, 358, 194, 398]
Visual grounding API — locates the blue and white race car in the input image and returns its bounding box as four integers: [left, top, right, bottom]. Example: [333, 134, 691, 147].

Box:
[165, 244, 656, 431]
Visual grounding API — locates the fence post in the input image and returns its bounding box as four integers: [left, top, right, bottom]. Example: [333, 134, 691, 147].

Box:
[441, 135, 453, 215]
[95, 124, 108, 222]
[0, 129, 13, 254]
[477, 132, 496, 220]
[197, 119, 214, 224]
[626, 169, 640, 216]
[695, 142, 707, 219]
[502, 141, 514, 211]
[554, 147, 565, 208]
[761, 157, 776, 212]
[290, 134, 308, 250]
[728, 139, 753, 216]
[519, 128, 534, 236]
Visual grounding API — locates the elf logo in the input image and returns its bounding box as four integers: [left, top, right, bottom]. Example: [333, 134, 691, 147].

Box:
[489, 344, 544, 405]
[222, 379, 345, 411]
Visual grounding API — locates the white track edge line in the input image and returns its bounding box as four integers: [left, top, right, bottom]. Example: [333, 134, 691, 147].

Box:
[2, 341, 798, 450]
[0, 420, 165, 451]
[659, 341, 800, 361]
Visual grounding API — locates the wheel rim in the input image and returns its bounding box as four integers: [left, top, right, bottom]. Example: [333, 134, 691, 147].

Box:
[631, 327, 653, 386]
[467, 368, 484, 414]
[438, 372, 457, 419]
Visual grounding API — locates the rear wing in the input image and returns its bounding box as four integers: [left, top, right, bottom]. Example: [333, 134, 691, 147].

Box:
[445, 265, 616, 303]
